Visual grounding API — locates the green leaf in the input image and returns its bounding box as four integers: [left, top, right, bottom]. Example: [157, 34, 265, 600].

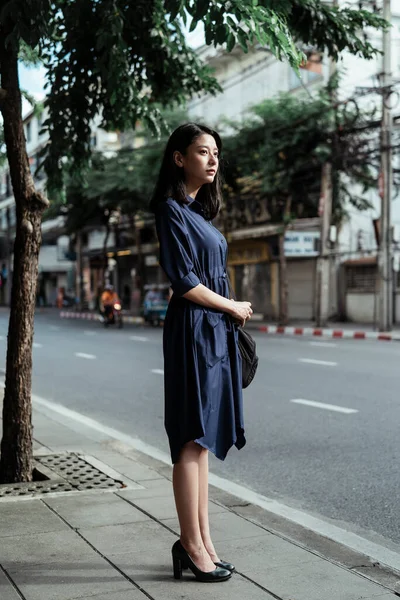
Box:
[237, 29, 248, 53]
[189, 17, 198, 32]
[226, 32, 235, 52]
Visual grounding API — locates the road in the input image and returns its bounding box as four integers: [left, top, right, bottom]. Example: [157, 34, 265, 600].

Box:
[1, 310, 399, 552]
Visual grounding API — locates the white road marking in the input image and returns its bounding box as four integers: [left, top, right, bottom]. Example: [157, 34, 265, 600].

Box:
[4, 383, 396, 574]
[291, 399, 358, 414]
[84, 330, 97, 336]
[151, 369, 164, 375]
[75, 352, 96, 360]
[299, 358, 337, 367]
[33, 343, 43, 348]
[130, 336, 149, 342]
[309, 341, 337, 348]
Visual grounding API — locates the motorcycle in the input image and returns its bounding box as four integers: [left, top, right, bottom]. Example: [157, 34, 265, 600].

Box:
[103, 303, 123, 328]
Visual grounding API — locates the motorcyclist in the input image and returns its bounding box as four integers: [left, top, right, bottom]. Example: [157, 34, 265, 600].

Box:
[100, 284, 121, 319]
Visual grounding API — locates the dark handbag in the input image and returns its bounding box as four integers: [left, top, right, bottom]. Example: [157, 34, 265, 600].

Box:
[227, 276, 258, 389]
[237, 326, 259, 389]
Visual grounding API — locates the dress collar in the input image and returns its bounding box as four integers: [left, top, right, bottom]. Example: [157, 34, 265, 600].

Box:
[185, 195, 204, 215]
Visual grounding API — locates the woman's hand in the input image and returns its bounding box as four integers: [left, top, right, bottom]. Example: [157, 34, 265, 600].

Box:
[228, 300, 253, 327]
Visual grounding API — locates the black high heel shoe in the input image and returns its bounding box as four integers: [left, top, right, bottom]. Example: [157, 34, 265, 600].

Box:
[215, 560, 235, 572]
[172, 540, 232, 582]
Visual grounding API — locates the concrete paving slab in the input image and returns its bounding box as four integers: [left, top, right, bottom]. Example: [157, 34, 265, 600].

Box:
[5, 561, 131, 600]
[369, 596, 400, 599]
[93, 449, 144, 466]
[85, 449, 165, 482]
[131, 494, 226, 521]
[209, 533, 316, 572]
[1, 530, 102, 567]
[246, 556, 397, 600]
[162, 510, 267, 542]
[80, 520, 175, 557]
[0, 499, 68, 538]
[140, 573, 277, 600]
[108, 552, 276, 600]
[116, 478, 173, 500]
[32, 407, 113, 448]
[0, 569, 21, 600]
[104, 461, 165, 482]
[44, 492, 150, 529]
[68, 590, 144, 600]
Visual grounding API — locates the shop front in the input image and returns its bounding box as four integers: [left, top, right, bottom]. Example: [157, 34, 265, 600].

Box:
[227, 239, 274, 319]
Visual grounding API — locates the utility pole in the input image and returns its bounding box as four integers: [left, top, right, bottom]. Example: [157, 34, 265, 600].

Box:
[316, 0, 337, 328]
[316, 162, 333, 327]
[378, 0, 393, 331]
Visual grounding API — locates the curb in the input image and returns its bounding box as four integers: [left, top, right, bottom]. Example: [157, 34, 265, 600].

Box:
[258, 324, 400, 341]
[59, 311, 144, 325]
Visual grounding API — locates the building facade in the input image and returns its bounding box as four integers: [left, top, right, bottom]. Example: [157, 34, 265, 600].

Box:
[186, 2, 400, 323]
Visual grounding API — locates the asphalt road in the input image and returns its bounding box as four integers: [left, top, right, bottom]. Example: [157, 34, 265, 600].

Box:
[1, 310, 400, 552]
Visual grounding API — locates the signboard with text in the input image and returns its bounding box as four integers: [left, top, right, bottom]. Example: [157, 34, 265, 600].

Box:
[284, 232, 320, 257]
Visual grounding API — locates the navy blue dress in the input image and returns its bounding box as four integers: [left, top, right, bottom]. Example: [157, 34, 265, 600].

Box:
[155, 196, 246, 464]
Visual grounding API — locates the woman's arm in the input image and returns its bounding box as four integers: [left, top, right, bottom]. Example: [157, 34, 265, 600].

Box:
[183, 284, 252, 325]
[183, 283, 234, 313]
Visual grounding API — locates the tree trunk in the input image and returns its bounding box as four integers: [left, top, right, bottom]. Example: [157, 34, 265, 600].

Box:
[278, 195, 292, 326]
[0, 37, 49, 483]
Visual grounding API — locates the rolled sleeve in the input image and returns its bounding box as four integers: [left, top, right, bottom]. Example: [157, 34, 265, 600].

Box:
[155, 201, 201, 297]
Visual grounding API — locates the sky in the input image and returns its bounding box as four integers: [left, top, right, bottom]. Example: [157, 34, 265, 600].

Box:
[20, 64, 47, 116]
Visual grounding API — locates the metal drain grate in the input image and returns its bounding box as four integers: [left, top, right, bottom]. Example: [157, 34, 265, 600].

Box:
[37, 454, 122, 491]
[0, 453, 124, 498]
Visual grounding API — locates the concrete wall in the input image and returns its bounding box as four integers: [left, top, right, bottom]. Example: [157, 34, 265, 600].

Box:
[345, 293, 376, 324]
[39, 245, 74, 273]
[87, 229, 116, 252]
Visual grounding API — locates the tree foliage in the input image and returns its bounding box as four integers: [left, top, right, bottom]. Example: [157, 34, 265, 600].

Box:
[45, 107, 188, 233]
[1, 0, 387, 195]
[222, 80, 378, 228]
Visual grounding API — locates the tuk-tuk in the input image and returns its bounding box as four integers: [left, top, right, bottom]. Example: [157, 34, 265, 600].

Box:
[142, 286, 170, 326]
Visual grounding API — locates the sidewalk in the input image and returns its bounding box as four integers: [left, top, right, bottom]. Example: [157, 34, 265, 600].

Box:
[58, 308, 400, 341]
[1, 398, 399, 599]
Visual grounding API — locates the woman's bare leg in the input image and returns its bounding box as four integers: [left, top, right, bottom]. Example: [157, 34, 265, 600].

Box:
[198, 447, 220, 562]
[173, 441, 216, 572]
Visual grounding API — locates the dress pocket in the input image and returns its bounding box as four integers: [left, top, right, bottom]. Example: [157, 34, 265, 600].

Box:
[195, 309, 227, 368]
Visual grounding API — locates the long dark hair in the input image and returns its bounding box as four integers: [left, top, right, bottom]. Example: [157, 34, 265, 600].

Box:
[149, 123, 223, 220]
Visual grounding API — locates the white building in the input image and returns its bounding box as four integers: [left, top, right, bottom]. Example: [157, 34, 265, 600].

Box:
[0, 108, 123, 306]
[187, 2, 400, 322]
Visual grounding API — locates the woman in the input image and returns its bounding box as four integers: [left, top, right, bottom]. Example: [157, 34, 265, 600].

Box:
[150, 123, 253, 583]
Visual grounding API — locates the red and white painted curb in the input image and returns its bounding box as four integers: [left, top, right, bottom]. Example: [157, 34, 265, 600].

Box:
[258, 325, 400, 341]
[60, 311, 143, 325]
[59, 312, 400, 341]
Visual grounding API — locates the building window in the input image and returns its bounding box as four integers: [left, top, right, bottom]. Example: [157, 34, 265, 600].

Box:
[346, 265, 377, 292]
